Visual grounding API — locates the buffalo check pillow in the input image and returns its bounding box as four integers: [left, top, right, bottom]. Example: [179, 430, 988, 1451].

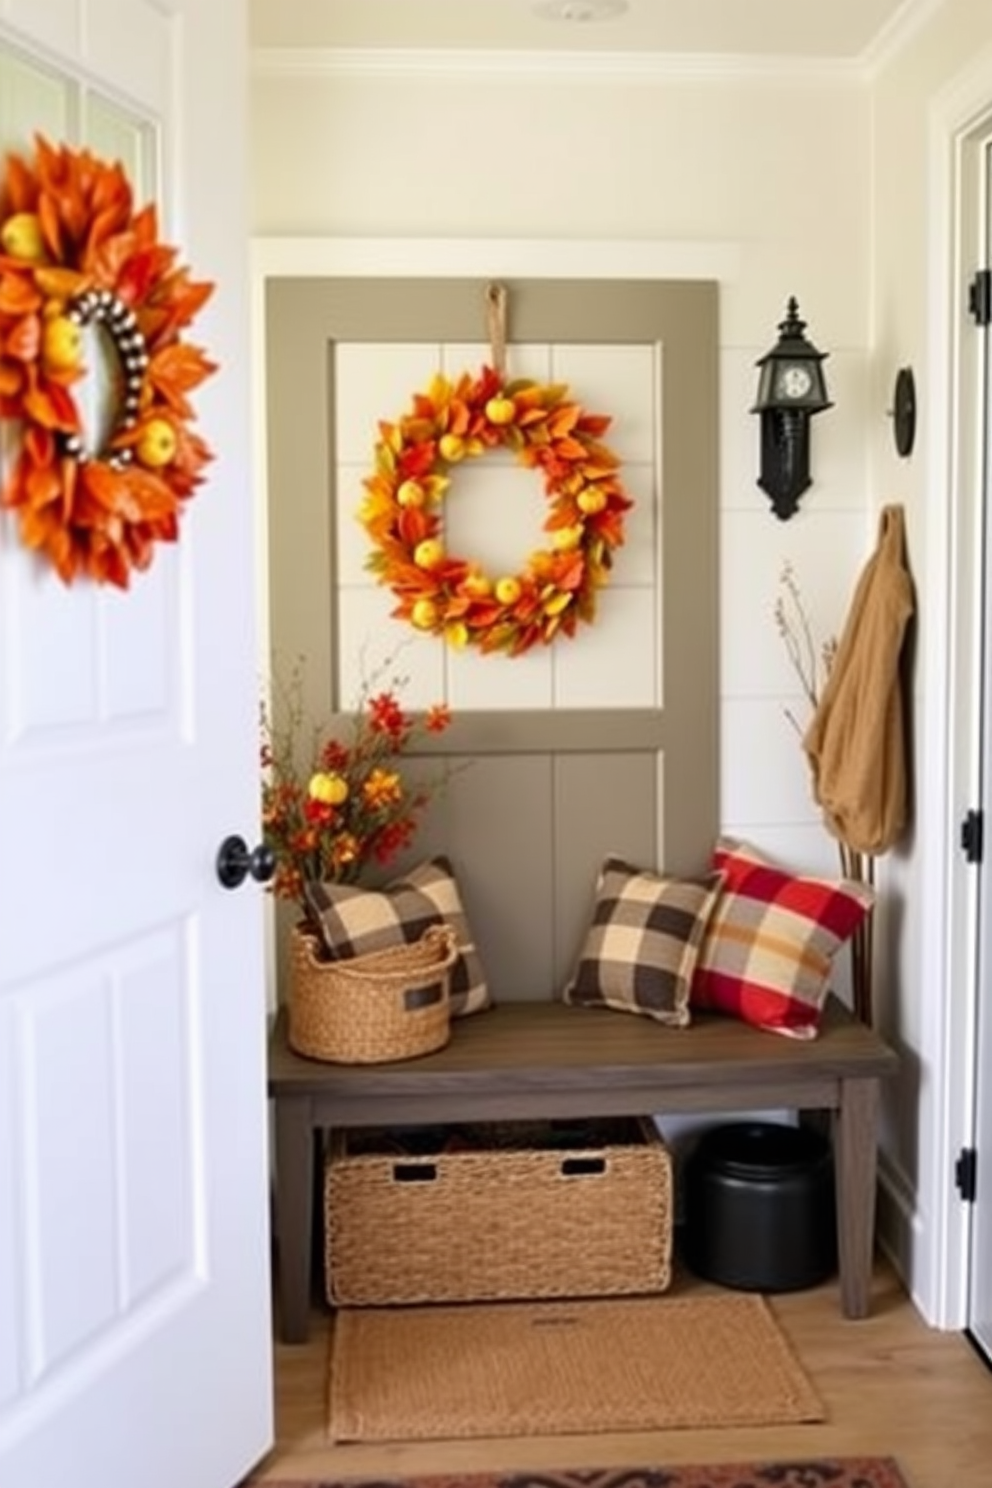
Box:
[691, 837, 875, 1039]
[303, 855, 490, 1017]
[562, 856, 725, 1027]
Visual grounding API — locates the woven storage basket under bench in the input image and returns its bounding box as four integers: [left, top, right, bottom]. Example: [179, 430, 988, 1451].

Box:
[323, 1114, 672, 1306]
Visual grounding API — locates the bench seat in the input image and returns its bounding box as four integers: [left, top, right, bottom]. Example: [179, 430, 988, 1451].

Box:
[268, 993, 898, 1342]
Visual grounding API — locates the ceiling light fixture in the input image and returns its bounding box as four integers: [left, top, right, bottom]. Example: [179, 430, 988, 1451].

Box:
[532, 1, 629, 23]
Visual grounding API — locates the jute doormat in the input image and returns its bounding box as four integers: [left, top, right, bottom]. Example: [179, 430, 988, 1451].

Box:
[327, 1293, 824, 1443]
[259, 1459, 909, 1488]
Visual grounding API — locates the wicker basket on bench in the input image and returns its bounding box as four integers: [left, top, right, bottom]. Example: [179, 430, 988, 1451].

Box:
[288, 923, 458, 1065]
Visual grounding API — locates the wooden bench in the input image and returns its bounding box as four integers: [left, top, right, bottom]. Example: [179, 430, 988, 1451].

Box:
[267, 992, 898, 1343]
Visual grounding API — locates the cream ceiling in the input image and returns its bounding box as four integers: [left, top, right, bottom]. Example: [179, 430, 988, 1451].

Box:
[249, 0, 932, 64]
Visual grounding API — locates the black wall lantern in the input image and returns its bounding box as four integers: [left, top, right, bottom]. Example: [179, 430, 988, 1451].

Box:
[751, 297, 832, 520]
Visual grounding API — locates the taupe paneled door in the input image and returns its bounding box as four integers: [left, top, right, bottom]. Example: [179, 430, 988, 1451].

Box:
[264, 277, 718, 1000]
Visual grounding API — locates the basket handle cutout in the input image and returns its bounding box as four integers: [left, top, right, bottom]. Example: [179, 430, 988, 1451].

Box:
[560, 1156, 607, 1178]
[403, 981, 445, 1012]
[391, 1162, 438, 1183]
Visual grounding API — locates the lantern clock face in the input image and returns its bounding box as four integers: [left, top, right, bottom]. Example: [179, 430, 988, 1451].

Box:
[776, 364, 814, 400]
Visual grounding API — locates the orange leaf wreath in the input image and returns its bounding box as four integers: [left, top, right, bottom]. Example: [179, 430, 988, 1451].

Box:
[0, 136, 216, 587]
[359, 366, 633, 657]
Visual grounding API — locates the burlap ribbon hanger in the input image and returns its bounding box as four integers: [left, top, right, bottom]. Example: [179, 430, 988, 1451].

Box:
[485, 281, 508, 375]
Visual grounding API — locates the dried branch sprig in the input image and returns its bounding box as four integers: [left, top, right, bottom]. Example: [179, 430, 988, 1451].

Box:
[772, 562, 874, 1025]
[773, 562, 836, 736]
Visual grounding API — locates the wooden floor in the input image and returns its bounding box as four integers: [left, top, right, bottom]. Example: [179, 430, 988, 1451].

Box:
[249, 1254, 992, 1488]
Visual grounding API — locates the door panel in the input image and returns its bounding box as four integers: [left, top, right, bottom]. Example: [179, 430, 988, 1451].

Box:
[969, 132, 992, 1365]
[0, 5, 272, 1485]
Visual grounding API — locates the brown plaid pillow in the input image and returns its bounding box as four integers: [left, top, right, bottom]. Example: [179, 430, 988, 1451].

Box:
[304, 856, 490, 1017]
[562, 857, 725, 1027]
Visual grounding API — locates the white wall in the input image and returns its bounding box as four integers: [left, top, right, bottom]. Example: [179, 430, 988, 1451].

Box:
[249, 17, 992, 1323]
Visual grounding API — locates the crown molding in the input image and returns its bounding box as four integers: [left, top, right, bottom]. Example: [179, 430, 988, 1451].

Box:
[250, 0, 951, 87]
[251, 46, 863, 87]
[861, 0, 949, 79]
[250, 236, 743, 284]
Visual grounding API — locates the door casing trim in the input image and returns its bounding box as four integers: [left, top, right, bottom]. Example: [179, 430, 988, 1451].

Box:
[922, 52, 992, 1329]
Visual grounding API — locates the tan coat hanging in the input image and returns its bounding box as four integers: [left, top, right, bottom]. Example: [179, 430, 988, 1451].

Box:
[802, 504, 915, 856]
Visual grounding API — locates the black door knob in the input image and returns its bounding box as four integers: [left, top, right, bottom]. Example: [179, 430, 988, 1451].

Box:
[216, 835, 276, 890]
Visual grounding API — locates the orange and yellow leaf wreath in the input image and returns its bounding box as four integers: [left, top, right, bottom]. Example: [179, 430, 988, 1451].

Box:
[359, 365, 634, 656]
[0, 136, 216, 587]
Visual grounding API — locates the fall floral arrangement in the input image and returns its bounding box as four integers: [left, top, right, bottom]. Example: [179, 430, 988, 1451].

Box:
[358, 365, 633, 657]
[260, 656, 452, 918]
[0, 136, 215, 586]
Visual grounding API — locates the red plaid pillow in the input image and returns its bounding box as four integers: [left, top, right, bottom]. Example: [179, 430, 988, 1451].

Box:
[691, 838, 875, 1038]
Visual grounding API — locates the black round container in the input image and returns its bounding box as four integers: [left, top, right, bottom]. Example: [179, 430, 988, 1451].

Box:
[682, 1120, 837, 1292]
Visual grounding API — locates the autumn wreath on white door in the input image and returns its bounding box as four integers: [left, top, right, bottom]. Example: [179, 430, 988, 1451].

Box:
[0, 136, 216, 587]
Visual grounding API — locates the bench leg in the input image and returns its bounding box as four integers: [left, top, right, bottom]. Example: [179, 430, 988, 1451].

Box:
[833, 1075, 880, 1319]
[273, 1096, 314, 1344]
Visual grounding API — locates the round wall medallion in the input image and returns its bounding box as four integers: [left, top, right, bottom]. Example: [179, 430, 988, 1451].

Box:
[893, 366, 916, 457]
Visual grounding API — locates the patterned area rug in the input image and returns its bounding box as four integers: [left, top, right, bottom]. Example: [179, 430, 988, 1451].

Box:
[258, 1461, 910, 1488]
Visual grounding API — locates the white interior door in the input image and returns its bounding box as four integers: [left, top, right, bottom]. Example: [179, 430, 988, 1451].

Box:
[0, 4, 273, 1486]
[968, 131, 992, 1366]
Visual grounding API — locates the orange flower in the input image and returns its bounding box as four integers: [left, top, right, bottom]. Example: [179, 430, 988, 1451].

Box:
[362, 767, 403, 810]
[426, 703, 452, 733]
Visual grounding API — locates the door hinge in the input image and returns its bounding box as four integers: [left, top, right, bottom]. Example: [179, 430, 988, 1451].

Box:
[969, 268, 992, 326]
[961, 808, 984, 863]
[956, 1146, 978, 1202]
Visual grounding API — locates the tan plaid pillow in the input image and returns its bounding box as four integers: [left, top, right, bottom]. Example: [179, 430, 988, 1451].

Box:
[304, 856, 490, 1018]
[562, 857, 725, 1027]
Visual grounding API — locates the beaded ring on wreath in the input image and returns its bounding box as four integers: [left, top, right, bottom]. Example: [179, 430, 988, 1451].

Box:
[359, 365, 633, 657]
[0, 136, 216, 587]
